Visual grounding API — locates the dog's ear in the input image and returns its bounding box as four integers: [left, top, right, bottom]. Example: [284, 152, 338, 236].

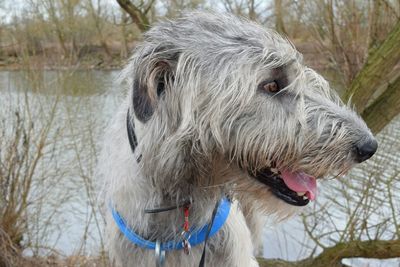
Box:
[133, 59, 174, 123]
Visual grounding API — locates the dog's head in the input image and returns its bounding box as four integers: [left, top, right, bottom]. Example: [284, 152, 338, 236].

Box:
[126, 12, 377, 211]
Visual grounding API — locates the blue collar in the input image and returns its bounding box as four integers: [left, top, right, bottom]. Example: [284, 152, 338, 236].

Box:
[110, 197, 231, 251]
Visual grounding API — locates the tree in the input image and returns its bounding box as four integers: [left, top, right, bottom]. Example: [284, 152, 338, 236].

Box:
[345, 19, 400, 133]
[85, 0, 112, 59]
[222, 0, 269, 23]
[41, 0, 82, 59]
[361, 74, 400, 134]
[274, 0, 287, 35]
[160, 0, 206, 18]
[42, 0, 69, 58]
[293, 0, 400, 134]
[115, 0, 156, 32]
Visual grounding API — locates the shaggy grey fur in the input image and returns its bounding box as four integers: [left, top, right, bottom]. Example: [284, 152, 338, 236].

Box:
[98, 11, 376, 267]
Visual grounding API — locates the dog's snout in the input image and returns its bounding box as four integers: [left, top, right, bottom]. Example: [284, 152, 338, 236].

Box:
[354, 138, 378, 163]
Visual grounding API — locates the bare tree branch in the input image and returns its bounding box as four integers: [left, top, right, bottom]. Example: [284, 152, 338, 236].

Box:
[116, 0, 153, 32]
[258, 239, 400, 267]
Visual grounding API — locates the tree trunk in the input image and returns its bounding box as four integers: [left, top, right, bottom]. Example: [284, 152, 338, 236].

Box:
[344, 19, 400, 114]
[368, 0, 381, 50]
[361, 74, 400, 134]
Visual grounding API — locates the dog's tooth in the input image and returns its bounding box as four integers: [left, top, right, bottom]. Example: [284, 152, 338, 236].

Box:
[303, 195, 308, 200]
[297, 192, 306, 196]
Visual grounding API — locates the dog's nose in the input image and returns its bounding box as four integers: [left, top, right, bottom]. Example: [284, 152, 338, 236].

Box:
[354, 138, 378, 163]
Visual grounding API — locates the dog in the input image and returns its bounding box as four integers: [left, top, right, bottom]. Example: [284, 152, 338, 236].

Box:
[98, 11, 377, 267]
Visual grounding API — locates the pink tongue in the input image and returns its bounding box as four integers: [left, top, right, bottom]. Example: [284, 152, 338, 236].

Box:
[281, 170, 317, 201]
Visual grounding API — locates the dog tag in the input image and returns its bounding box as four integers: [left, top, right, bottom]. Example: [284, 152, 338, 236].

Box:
[182, 239, 191, 255]
[155, 240, 165, 267]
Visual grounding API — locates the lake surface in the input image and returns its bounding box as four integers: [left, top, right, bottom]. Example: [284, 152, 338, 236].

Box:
[0, 70, 121, 256]
[1, 70, 399, 265]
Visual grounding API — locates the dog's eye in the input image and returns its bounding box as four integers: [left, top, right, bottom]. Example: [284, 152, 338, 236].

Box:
[262, 81, 280, 93]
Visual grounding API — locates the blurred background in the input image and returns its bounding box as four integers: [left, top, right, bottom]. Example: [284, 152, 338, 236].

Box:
[0, 1, 399, 266]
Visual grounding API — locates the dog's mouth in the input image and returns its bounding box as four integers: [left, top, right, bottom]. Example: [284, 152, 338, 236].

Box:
[251, 167, 317, 206]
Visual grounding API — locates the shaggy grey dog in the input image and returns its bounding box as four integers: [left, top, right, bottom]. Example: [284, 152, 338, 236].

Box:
[98, 12, 377, 267]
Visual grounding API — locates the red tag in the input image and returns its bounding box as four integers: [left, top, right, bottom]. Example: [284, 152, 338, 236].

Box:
[183, 206, 190, 232]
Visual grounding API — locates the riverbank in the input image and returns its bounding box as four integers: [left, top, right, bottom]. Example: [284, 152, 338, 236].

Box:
[0, 43, 135, 71]
[0, 41, 327, 72]
[0, 54, 124, 71]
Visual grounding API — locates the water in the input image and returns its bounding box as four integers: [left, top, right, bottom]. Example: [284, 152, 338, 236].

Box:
[0, 70, 399, 265]
[0, 70, 122, 256]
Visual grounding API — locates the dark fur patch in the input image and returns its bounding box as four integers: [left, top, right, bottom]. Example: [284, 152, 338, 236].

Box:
[132, 63, 174, 123]
[271, 66, 289, 89]
[132, 79, 154, 123]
